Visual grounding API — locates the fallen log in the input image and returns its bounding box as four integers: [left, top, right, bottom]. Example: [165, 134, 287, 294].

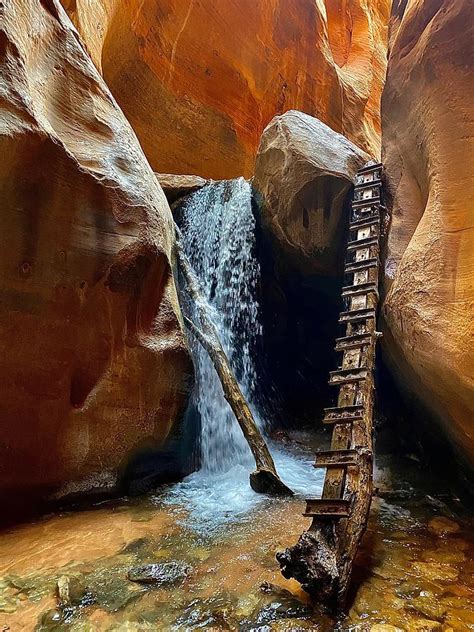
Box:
[174, 228, 293, 497]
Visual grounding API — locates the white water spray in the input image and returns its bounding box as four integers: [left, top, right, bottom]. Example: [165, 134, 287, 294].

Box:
[164, 178, 322, 530]
[179, 178, 263, 473]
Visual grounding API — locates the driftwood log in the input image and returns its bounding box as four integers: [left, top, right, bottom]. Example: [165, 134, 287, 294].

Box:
[174, 229, 293, 497]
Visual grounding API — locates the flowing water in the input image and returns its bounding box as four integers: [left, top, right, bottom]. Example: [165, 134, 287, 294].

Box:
[178, 177, 264, 474]
[1, 180, 473, 630]
[0, 451, 472, 631]
[172, 178, 321, 530]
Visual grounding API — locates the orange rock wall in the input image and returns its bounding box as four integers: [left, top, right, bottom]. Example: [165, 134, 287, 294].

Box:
[64, 0, 390, 179]
[0, 0, 192, 507]
[381, 0, 474, 469]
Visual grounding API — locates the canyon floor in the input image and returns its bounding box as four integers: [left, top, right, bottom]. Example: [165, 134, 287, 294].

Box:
[1, 433, 472, 632]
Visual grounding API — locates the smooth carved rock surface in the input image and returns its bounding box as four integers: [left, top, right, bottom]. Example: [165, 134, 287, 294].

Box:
[156, 173, 208, 205]
[253, 111, 369, 275]
[0, 0, 192, 506]
[63, 0, 390, 179]
[381, 0, 474, 469]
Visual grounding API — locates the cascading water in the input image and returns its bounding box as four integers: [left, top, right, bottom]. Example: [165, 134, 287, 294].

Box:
[179, 177, 263, 473]
[163, 178, 322, 532]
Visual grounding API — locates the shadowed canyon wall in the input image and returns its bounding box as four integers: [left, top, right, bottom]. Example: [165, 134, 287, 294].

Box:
[0, 0, 192, 511]
[381, 0, 474, 472]
[62, 0, 390, 179]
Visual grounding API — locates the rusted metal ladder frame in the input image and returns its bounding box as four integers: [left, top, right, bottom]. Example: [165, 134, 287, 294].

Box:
[304, 162, 383, 602]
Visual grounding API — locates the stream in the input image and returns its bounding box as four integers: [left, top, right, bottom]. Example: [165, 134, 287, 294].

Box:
[0, 455, 472, 631]
[0, 180, 472, 631]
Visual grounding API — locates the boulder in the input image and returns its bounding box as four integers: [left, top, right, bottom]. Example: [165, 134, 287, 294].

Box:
[156, 174, 208, 205]
[0, 0, 192, 512]
[253, 111, 369, 275]
[63, 0, 390, 178]
[381, 0, 474, 472]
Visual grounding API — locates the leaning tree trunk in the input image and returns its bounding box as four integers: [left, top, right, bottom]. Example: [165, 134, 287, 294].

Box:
[174, 229, 293, 497]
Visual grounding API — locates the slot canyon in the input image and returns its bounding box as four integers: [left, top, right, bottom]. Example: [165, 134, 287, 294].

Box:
[0, 0, 472, 630]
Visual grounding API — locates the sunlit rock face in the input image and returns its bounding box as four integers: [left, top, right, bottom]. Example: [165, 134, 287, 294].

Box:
[63, 0, 390, 179]
[0, 0, 192, 508]
[381, 0, 474, 471]
[254, 111, 369, 275]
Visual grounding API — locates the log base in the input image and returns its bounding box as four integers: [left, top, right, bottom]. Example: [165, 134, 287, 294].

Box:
[276, 527, 340, 607]
[250, 469, 294, 496]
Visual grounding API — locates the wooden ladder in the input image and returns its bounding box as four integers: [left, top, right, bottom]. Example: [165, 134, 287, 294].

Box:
[278, 162, 383, 607]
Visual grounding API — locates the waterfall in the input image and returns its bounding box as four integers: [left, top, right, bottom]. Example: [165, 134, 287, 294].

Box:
[164, 177, 321, 532]
[179, 177, 263, 473]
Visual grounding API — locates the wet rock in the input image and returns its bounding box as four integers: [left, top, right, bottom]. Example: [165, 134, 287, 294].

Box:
[107, 624, 156, 631]
[444, 607, 474, 629]
[427, 517, 460, 536]
[189, 547, 211, 562]
[0, 579, 17, 614]
[409, 591, 445, 621]
[120, 538, 151, 556]
[175, 595, 235, 630]
[235, 593, 262, 619]
[411, 563, 459, 582]
[370, 626, 404, 632]
[0, 598, 16, 615]
[253, 594, 312, 624]
[406, 620, 443, 632]
[56, 575, 86, 607]
[127, 561, 191, 585]
[84, 565, 144, 613]
[270, 621, 317, 631]
[420, 548, 465, 565]
[39, 609, 64, 628]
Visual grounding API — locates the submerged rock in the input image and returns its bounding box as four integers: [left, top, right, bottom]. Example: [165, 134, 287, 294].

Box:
[427, 517, 460, 536]
[253, 111, 369, 275]
[251, 582, 312, 624]
[127, 561, 191, 585]
[175, 594, 236, 630]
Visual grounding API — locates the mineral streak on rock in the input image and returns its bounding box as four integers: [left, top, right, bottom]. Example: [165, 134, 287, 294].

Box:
[381, 0, 474, 472]
[0, 0, 192, 509]
[63, 0, 390, 179]
[253, 111, 369, 275]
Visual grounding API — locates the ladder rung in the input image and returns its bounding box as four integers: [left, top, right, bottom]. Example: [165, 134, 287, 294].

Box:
[338, 308, 376, 323]
[303, 498, 351, 518]
[341, 282, 378, 298]
[352, 196, 381, 208]
[323, 406, 364, 424]
[335, 332, 372, 351]
[349, 216, 380, 230]
[354, 179, 382, 190]
[347, 237, 379, 251]
[314, 449, 358, 467]
[357, 162, 382, 174]
[345, 258, 378, 273]
[329, 367, 369, 384]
